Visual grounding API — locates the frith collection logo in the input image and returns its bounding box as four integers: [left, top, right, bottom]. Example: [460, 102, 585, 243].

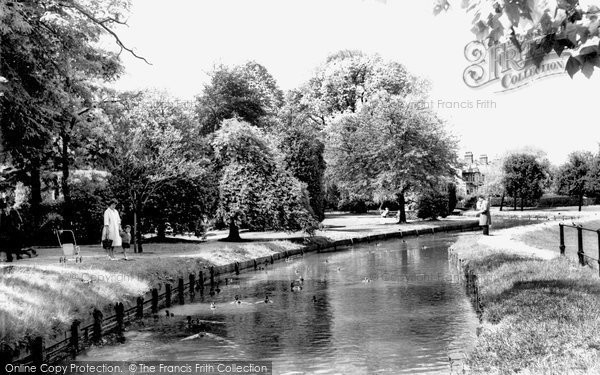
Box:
[463, 38, 570, 92]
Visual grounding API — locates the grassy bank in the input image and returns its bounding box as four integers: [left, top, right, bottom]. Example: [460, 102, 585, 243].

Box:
[451, 224, 600, 374]
[0, 240, 302, 349]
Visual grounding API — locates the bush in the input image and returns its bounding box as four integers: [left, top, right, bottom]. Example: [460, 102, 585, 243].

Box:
[416, 191, 449, 220]
[69, 174, 113, 244]
[536, 194, 596, 208]
[337, 198, 368, 213]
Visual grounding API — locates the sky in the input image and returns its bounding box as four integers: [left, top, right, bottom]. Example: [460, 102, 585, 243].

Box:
[112, 0, 600, 166]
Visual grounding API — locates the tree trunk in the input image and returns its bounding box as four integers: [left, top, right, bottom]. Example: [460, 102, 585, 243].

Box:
[499, 193, 505, 211]
[397, 192, 407, 224]
[135, 198, 143, 253]
[60, 124, 73, 227]
[156, 222, 166, 239]
[513, 195, 517, 211]
[225, 217, 242, 242]
[520, 195, 524, 211]
[30, 161, 42, 227]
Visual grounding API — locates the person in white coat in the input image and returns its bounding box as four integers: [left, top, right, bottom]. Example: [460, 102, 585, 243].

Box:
[103, 198, 122, 260]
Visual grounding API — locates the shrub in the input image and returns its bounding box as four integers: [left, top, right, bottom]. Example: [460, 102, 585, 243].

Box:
[69, 174, 113, 244]
[416, 190, 449, 220]
[337, 198, 368, 213]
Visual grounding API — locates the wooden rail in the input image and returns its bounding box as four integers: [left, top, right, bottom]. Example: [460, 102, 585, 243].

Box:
[559, 223, 600, 275]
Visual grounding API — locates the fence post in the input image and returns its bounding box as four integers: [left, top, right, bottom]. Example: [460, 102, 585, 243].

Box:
[165, 284, 172, 308]
[578, 226, 585, 266]
[31, 336, 45, 364]
[70, 320, 80, 357]
[136, 296, 144, 318]
[178, 278, 185, 305]
[115, 302, 124, 333]
[597, 230, 600, 277]
[559, 224, 565, 256]
[189, 274, 195, 293]
[92, 308, 103, 343]
[151, 288, 158, 313]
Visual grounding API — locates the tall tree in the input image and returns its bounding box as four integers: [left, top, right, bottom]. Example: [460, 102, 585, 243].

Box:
[326, 94, 458, 223]
[212, 119, 317, 241]
[107, 91, 207, 252]
[556, 151, 595, 211]
[502, 153, 549, 210]
[195, 62, 283, 134]
[0, 0, 143, 226]
[276, 99, 327, 222]
[298, 51, 428, 127]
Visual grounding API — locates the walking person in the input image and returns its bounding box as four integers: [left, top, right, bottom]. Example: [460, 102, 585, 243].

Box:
[478, 194, 492, 235]
[102, 198, 122, 260]
[0, 195, 23, 262]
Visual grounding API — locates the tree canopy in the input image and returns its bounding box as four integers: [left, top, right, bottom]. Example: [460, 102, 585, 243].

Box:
[326, 93, 458, 222]
[195, 62, 283, 134]
[555, 151, 598, 211]
[502, 152, 550, 210]
[212, 119, 317, 241]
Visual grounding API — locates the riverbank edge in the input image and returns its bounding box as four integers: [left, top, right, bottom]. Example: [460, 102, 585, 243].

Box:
[8, 219, 481, 365]
[447, 221, 600, 374]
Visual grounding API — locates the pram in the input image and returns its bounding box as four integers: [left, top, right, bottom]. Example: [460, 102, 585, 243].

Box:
[55, 229, 82, 263]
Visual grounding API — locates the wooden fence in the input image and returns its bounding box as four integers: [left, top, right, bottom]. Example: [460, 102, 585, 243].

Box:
[559, 223, 600, 275]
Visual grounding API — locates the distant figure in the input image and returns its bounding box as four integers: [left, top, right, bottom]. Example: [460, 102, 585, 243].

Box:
[0, 195, 23, 263]
[210, 302, 216, 310]
[477, 194, 492, 235]
[231, 295, 242, 304]
[381, 207, 389, 218]
[291, 281, 302, 291]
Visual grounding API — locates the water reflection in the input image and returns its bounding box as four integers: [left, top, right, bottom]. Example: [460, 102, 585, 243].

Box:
[79, 234, 479, 374]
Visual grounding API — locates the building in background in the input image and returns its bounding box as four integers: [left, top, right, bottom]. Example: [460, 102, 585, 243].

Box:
[459, 152, 490, 196]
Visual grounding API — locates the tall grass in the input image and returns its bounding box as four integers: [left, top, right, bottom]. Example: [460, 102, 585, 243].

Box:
[0, 264, 149, 344]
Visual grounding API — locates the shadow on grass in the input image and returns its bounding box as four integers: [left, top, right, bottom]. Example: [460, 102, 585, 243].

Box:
[484, 277, 600, 324]
[469, 252, 533, 273]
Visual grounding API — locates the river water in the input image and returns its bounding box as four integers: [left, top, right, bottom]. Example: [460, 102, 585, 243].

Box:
[77, 231, 487, 374]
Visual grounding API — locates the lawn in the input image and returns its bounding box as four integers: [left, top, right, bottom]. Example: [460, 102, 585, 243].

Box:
[514, 219, 600, 263]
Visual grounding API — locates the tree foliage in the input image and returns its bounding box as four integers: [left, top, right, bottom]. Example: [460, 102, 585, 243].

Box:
[326, 93, 458, 222]
[417, 189, 449, 220]
[502, 153, 549, 210]
[296, 51, 428, 128]
[106, 91, 208, 249]
[212, 119, 317, 240]
[195, 62, 283, 134]
[275, 103, 327, 222]
[436, 0, 600, 78]
[0, 0, 138, 224]
[555, 151, 597, 211]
